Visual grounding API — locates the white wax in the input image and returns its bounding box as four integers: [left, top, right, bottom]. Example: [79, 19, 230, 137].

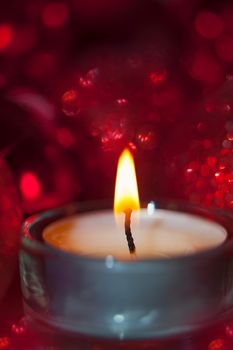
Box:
[43, 208, 227, 260]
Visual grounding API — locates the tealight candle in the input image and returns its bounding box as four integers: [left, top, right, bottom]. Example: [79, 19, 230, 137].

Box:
[43, 149, 226, 259]
[20, 149, 233, 341]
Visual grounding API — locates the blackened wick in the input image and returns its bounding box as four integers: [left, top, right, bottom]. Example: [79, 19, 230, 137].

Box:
[124, 209, 136, 255]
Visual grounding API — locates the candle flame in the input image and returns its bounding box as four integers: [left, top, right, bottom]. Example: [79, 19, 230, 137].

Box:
[114, 149, 140, 214]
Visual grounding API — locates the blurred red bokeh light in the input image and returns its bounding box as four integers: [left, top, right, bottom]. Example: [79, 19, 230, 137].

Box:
[20, 172, 41, 200]
[0, 24, 13, 50]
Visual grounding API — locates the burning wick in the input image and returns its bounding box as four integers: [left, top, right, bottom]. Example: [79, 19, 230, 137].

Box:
[114, 148, 140, 257]
[124, 209, 136, 255]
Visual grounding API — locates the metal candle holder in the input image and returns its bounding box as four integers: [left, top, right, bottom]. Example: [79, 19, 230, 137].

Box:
[20, 200, 233, 340]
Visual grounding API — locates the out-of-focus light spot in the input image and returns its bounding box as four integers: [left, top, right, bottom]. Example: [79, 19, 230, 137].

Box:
[101, 129, 124, 151]
[79, 76, 93, 88]
[20, 172, 41, 200]
[149, 69, 167, 86]
[0, 24, 13, 50]
[79, 68, 99, 88]
[185, 162, 199, 177]
[186, 168, 193, 174]
[208, 338, 224, 350]
[100, 115, 128, 150]
[195, 11, 223, 39]
[225, 324, 233, 337]
[223, 139, 233, 149]
[227, 132, 233, 141]
[42, 2, 68, 28]
[56, 128, 74, 148]
[219, 162, 226, 171]
[220, 102, 231, 114]
[214, 172, 225, 184]
[227, 172, 233, 183]
[127, 141, 137, 152]
[116, 98, 128, 107]
[136, 127, 157, 150]
[62, 90, 80, 116]
[0, 337, 10, 349]
[113, 314, 125, 323]
[11, 323, 26, 336]
[216, 34, 233, 62]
